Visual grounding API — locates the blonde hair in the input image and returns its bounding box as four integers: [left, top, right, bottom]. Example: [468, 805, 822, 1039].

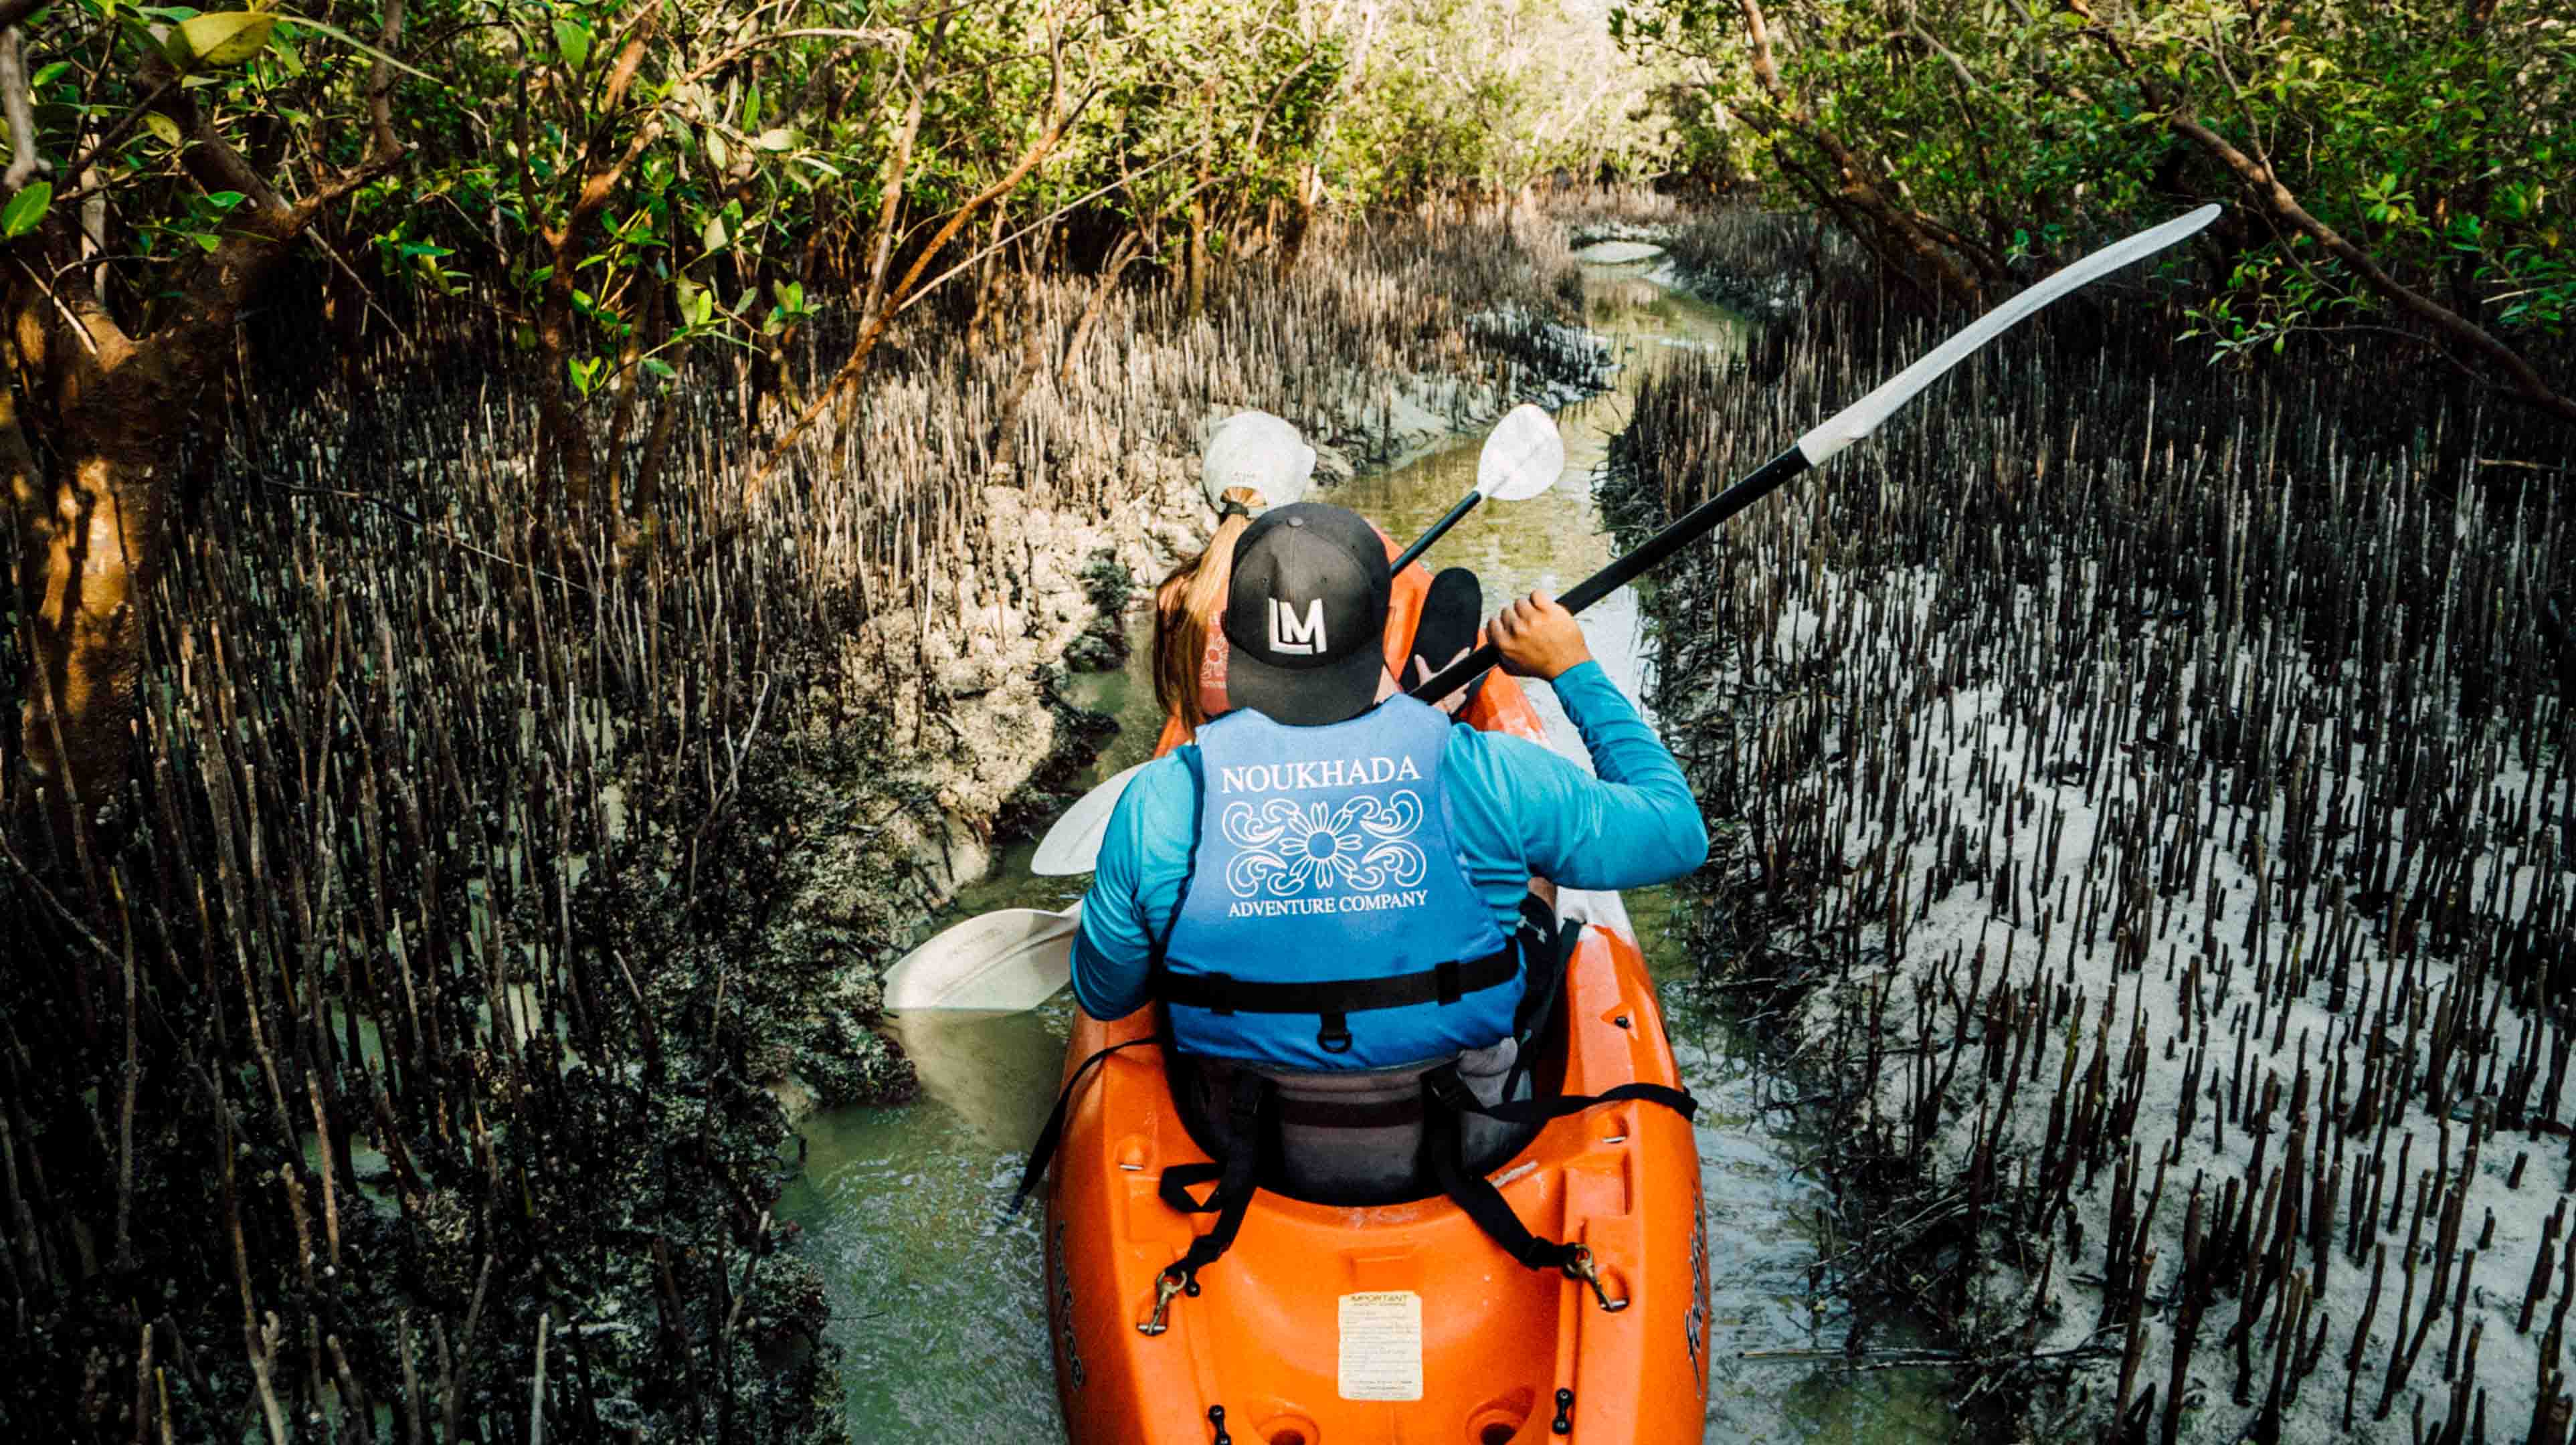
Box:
[1153, 488, 1261, 737]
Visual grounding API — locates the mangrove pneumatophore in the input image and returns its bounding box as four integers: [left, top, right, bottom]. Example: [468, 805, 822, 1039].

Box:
[1615, 209, 2574, 1445]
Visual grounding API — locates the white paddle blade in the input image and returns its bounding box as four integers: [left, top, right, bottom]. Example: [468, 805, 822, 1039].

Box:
[1477, 403, 1566, 502]
[1795, 203, 2221, 466]
[882, 906, 1079, 1012]
[1030, 759, 1149, 875]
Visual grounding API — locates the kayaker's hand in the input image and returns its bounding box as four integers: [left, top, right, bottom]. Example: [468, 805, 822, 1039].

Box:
[1410, 649, 1473, 716]
[1491, 591, 1591, 681]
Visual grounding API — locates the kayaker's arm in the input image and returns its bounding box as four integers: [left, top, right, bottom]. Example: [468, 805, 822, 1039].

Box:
[1455, 676, 1708, 890]
[1478, 593, 1707, 888]
[1071, 753, 1196, 1020]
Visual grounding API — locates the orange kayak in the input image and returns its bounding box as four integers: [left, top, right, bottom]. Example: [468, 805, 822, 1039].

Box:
[1038, 894, 1711, 1444]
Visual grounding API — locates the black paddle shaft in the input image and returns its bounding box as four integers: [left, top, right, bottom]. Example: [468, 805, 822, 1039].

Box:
[1406, 444, 1813, 703]
[1390, 491, 1483, 575]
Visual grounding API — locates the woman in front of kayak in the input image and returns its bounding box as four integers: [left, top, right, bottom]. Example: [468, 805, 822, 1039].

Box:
[1149, 410, 1546, 751]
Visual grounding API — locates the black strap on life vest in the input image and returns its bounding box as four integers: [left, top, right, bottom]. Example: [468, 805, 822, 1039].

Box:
[1158, 943, 1520, 1054]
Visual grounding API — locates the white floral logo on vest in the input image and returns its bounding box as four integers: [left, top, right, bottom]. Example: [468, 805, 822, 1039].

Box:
[1220, 793, 1427, 900]
[1268, 596, 1327, 654]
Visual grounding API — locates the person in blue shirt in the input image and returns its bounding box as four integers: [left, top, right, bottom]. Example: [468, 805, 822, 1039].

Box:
[1042, 499, 1706, 1328]
[1073, 500, 1706, 1070]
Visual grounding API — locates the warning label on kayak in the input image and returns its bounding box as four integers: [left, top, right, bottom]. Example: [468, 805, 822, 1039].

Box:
[1337, 1291, 1424, 1402]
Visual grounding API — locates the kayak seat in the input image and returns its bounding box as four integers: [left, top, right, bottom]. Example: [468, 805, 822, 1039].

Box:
[1165, 1036, 1544, 1207]
[1164, 897, 1580, 1208]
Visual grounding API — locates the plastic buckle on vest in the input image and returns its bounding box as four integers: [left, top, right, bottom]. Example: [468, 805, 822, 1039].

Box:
[1424, 1066, 1475, 1115]
[1317, 1012, 1353, 1054]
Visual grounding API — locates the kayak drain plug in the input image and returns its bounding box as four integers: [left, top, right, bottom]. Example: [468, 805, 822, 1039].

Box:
[1552, 1388, 1575, 1434]
[1206, 1405, 1230, 1445]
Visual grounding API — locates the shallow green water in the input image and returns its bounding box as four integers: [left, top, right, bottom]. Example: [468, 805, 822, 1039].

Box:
[778, 262, 1973, 1444]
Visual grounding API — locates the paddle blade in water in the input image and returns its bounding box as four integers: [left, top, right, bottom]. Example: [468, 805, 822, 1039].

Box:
[1478, 403, 1566, 501]
[883, 907, 1079, 1012]
[1032, 759, 1148, 875]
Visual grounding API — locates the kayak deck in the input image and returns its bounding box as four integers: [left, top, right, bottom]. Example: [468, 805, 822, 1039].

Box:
[1042, 913, 1709, 1444]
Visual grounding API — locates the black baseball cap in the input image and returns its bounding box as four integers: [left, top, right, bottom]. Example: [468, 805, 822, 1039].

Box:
[1222, 503, 1390, 726]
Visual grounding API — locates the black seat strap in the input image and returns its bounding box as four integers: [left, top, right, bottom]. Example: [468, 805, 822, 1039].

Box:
[1147, 1078, 1269, 1323]
[1418, 1062, 1699, 1286]
[1423, 1074, 1580, 1273]
[1505, 898, 1580, 1100]
[1008, 1036, 1166, 1216]
[1433, 1073, 1701, 1128]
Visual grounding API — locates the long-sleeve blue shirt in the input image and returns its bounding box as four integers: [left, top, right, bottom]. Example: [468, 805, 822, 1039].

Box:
[1072, 660, 1706, 1020]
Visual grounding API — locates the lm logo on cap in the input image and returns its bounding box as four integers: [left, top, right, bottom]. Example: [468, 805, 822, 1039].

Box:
[1268, 597, 1327, 654]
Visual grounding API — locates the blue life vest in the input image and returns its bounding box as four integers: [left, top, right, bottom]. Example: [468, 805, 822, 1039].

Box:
[1157, 698, 1520, 1070]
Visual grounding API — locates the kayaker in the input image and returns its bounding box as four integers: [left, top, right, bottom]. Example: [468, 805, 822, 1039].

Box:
[1018, 500, 1706, 1331]
[1085, 496, 1704, 1050]
[1150, 411, 1532, 749]
[1075, 498, 1702, 1200]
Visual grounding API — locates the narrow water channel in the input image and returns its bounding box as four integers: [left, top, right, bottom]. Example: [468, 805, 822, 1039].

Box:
[777, 257, 1971, 1443]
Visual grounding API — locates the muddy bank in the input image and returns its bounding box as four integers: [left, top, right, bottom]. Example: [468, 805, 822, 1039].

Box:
[1606, 211, 2575, 1440]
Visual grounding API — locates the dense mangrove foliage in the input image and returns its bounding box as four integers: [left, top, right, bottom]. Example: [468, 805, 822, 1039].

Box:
[6, 0, 2573, 1438]
[1612, 0, 2575, 421]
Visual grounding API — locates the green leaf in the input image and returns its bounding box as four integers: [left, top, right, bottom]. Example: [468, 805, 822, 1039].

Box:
[191, 231, 220, 251]
[2, 181, 53, 239]
[553, 18, 591, 73]
[203, 189, 246, 209]
[677, 280, 713, 328]
[274, 14, 446, 85]
[743, 81, 762, 132]
[145, 112, 185, 148]
[640, 357, 676, 379]
[701, 214, 727, 252]
[165, 11, 277, 69]
[30, 62, 70, 90]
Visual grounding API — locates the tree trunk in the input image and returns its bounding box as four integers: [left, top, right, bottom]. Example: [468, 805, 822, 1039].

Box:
[1061, 230, 1145, 384]
[8, 339, 195, 857]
